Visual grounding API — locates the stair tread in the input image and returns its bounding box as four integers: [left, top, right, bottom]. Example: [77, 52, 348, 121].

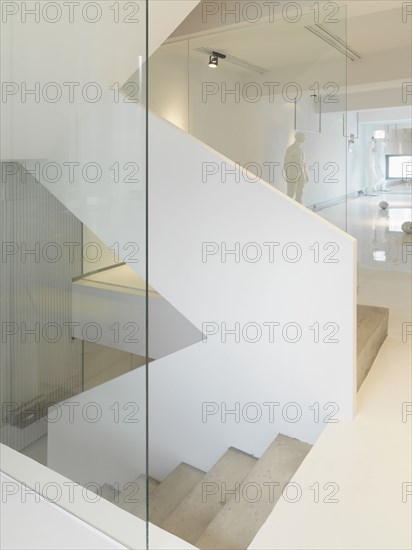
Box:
[115, 474, 159, 514]
[131, 462, 206, 524]
[196, 434, 311, 550]
[357, 305, 389, 349]
[161, 448, 257, 544]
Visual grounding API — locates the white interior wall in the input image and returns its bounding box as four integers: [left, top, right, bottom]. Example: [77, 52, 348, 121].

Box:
[71, 279, 202, 359]
[149, 41, 190, 131]
[47, 109, 357, 484]
[0, 1, 200, 161]
[149, 42, 366, 215]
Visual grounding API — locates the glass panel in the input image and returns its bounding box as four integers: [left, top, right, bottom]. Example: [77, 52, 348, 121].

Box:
[186, 5, 348, 229]
[1, 1, 148, 548]
[353, 119, 412, 272]
[147, 2, 348, 546]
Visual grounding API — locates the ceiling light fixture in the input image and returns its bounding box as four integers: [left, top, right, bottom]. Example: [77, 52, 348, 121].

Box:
[197, 48, 267, 74]
[208, 54, 218, 68]
[208, 51, 226, 69]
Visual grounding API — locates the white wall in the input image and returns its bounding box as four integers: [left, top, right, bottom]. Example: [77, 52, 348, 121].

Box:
[0, 0, 200, 161]
[48, 368, 147, 487]
[71, 277, 202, 358]
[47, 110, 356, 484]
[149, 41, 190, 131]
[147, 114, 356, 477]
[149, 41, 362, 215]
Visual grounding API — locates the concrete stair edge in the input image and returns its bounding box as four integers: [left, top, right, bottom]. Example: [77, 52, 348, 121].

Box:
[131, 462, 206, 525]
[195, 434, 312, 550]
[160, 447, 257, 544]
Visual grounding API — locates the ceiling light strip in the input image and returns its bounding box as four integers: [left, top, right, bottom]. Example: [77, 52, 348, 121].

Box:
[304, 26, 357, 61]
[314, 24, 362, 60]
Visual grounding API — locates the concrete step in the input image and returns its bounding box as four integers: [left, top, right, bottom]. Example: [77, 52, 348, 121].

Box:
[161, 447, 257, 544]
[131, 462, 206, 525]
[100, 474, 159, 514]
[196, 435, 311, 550]
[357, 304, 389, 390]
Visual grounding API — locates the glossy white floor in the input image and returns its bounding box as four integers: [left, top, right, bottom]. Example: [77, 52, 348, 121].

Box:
[250, 190, 412, 550]
[319, 187, 412, 273]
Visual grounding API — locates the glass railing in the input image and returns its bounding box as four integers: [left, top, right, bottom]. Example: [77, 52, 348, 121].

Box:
[144, 3, 353, 548]
[6, 2, 411, 548]
[150, 2, 349, 231]
[0, 1, 148, 548]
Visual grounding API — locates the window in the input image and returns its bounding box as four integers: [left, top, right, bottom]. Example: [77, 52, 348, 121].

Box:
[374, 130, 386, 140]
[385, 155, 412, 180]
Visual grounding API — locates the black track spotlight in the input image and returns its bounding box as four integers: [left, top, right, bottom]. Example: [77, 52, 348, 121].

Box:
[208, 51, 226, 69]
[208, 54, 218, 68]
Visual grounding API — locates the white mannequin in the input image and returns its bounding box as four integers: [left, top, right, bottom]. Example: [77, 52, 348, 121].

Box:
[284, 132, 309, 204]
[368, 137, 385, 194]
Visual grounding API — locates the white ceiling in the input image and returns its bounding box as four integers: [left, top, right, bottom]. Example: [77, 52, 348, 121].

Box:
[346, 8, 411, 57]
[190, 14, 343, 71]
[180, 3, 411, 75]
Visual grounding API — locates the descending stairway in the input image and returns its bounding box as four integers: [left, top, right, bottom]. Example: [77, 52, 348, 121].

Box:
[195, 435, 310, 550]
[94, 305, 388, 549]
[132, 462, 206, 525]
[161, 448, 257, 544]
[102, 434, 311, 550]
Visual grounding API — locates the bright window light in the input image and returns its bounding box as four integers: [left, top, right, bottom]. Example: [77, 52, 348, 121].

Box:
[374, 130, 386, 140]
[386, 155, 412, 179]
[373, 251, 386, 262]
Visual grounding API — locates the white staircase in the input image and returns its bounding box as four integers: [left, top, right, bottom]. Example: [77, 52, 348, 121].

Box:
[2, 0, 363, 545]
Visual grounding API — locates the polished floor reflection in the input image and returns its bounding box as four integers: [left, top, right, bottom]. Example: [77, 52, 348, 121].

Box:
[320, 188, 412, 272]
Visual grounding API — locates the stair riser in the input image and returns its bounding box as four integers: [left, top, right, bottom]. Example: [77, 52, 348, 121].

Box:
[357, 308, 389, 389]
[196, 435, 311, 550]
[161, 449, 257, 544]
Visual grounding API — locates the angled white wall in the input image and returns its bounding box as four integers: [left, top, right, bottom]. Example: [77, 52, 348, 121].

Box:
[47, 110, 356, 483]
[71, 268, 202, 359]
[147, 114, 357, 477]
